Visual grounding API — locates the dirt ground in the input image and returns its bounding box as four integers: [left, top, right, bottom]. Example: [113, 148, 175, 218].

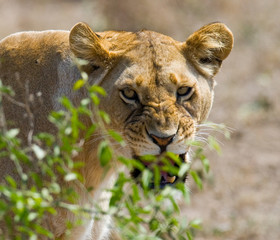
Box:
[0, 0, 279, 239]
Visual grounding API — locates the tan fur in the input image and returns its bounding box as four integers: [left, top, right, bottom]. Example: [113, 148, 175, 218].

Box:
[0, 22, 233, 239]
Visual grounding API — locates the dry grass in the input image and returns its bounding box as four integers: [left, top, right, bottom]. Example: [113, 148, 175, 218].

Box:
[1, 0, 279, 239]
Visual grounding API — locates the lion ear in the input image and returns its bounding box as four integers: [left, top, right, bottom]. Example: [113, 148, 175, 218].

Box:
[69, 22, 112, 70]
[184, 22, 233, 78]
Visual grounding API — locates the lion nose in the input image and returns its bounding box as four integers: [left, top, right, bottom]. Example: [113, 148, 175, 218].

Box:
[150, 134, 175, 153]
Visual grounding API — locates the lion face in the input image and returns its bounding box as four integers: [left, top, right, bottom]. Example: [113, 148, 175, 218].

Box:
[69, 22, 233, 187]
[115, 54, 198, 187]
[112, 41, 199, 157]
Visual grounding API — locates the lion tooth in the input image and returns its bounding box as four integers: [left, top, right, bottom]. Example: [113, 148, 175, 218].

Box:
[166, 176, 176, 183]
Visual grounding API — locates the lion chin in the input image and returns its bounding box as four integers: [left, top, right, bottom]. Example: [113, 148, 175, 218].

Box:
[0, 21, 233, 240]
[131, 153, 188, 189]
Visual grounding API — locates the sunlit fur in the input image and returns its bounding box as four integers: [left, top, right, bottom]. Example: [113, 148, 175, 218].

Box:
[0, 22, 233, 239]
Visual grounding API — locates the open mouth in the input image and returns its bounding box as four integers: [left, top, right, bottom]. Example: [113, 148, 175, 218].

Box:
[131, 153, 188, 189]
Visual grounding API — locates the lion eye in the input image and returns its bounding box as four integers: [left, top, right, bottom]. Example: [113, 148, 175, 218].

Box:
[177, 86, 193, 98]
[120, 88, 138, 105]
[122, 88, 137, 99]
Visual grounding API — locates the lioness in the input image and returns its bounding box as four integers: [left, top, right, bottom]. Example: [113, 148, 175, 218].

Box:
[0, 22, 233, 239]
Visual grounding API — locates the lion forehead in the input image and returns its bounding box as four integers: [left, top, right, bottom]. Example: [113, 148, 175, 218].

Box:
[113, 32, 195, 87]
[115, 57, 197, 92]
[126, 32, 184, 63]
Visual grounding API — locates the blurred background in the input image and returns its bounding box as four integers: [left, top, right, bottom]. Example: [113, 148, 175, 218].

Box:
[0, 0, 279, 239]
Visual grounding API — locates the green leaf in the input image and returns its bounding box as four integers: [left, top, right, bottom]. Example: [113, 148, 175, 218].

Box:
[32, 144, 46, 160]
[85, 124, 97, 140]
[142, 169, 152, 189]
[64, 173, 77, 182]
[5, 176, 17, 188]
[108, 130, 125, 145]
[185, 139, 203, 147]
[6, 128, 19, 138]
[30, 234, 37, 240]
[74, 58, 89, 67]
[97, 141, 112, 167]
[64, 127, 72, 135]
[34, 224, 53, 238]
[189, 219, 202, 230]
[109, 173, 126, 206]
[60, 96, 73, 110]
[73, 79, 85, 90]
[149, 218, 160, 231]
[35, 132, 55, 146]
[131, 184, 141, 203]
[139, 155, 156, 162]
[201, 157, 210, 173]
[165, 152, 181, 165]
[154, 165, 160, 188]
[99, 110, 110, 124]
[0, 81, 15, 96]
[89, 85, 106, 96]
[117, 156, 129, 166]
[49, 183, 61, 194]
[190, 170, 203, 190]
[90, 93, 100, 105]
[41, 188, 52, 200]
[81, 72, 88, 81]
[168, 195, 180, 213]
[21, 173, 28, 181]
[176, 182, 190, 204]
[208, 136, 222, 155]
[178, 163, 190, 178]
[187, 231, 193, 240]
[130, 159, 145, 171]
[28, 212, 38, 221]
[81, 98, 91, 106]
[16, 200, 24, 211]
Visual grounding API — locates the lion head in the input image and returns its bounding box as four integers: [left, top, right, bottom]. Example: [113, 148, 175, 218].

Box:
[69, 22, 233, 187]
